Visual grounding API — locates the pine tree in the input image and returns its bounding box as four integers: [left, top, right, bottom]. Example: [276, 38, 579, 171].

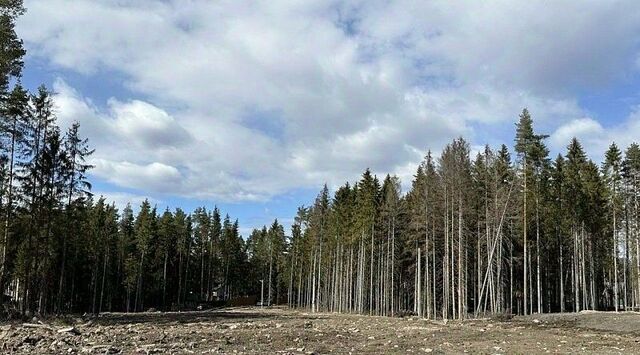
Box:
[0, 84, 29, 297]
[156, 208, 176, 311]
[514, 108, 549, 314]
[0, 0, 25, 94]
[174, 208, 190, 309]
[208, 207, 222, 301]
[623, 143, 640, 308]
[133, 200, 154, 312]
[565, 138, 589, 311]
[514, 109, 534, 315]
[603, 143, 623, 311]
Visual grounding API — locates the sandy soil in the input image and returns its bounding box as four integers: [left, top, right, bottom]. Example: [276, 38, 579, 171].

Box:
[1, 307, 639, 354]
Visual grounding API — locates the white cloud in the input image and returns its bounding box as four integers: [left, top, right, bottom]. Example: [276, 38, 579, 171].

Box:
[351, 1, 640, 93]
[92, 191, 160, 213]
[93, 159, 183, 192]
[550, 108, 640, 160]
[110, 100, 191, 149]
[17, 0, 640, 201]
[550, 118, 605, 151]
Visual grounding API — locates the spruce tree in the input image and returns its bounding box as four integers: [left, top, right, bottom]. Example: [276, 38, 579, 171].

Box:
[603, 143, 623, 311]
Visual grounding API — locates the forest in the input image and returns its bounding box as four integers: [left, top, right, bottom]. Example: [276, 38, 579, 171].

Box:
[1, 1, 640, 322]
[289, 117, 639, 319]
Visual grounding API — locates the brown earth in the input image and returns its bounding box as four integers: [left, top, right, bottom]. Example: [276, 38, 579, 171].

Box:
[1, 307, 639, 354]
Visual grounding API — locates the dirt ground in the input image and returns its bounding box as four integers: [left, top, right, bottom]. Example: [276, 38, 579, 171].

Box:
[1, 307, 640, 354]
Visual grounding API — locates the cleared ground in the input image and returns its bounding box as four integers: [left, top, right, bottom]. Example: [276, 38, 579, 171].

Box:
[1, 307, 640, 353]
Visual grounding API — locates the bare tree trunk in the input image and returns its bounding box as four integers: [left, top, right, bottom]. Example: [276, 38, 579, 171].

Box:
[510, 234, 513, 314]
[162, 250, 168, 311]
[268, 236, 273, 306]
[614, 204, 619, 312]
[425, 218, 430, 319]
[311, 249, 316, 312]
[635, 184, 639, 311]
[443, 189, 449, 320]
[536, 195, 542, 313]
[458, 194, 463, 320]
[477, 221, 482, 314]
[177, 250, 183, 309]
[523, 155, 528, 315]
[625, 205, 630, 310]
[415, 247, 422, 317]
[369, 224, 374, 315]
[451, 195, 456, 320]
[559, 228, 564, 313]
[391, 219, 395, 317]
[288, 242, 295, 307]
[99, 245, 108, 314]
[200, 242, 204, 301]
[134, 250, 145, 312]
[0, 114, 18, 295]
[432, 220, 436, 319]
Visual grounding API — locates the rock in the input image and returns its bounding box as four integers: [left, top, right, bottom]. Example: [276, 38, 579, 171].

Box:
[421, 348, 433, 353]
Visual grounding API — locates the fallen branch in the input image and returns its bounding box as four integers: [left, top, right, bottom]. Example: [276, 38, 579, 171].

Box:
[21, 323, 54, 332]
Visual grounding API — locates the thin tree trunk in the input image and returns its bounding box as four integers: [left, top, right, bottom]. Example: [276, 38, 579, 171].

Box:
[559, 228, 564, 313]
[162, 250, 168, 311]
[614, 203, 619, 312]
[536, 195, 541, 313]
[99, 245, 108, 314]
[523, 155, 528, 316]
[0, 115, 18, 300]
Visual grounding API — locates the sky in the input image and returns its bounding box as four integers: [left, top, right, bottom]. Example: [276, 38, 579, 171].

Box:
[15, 0, 640, 236]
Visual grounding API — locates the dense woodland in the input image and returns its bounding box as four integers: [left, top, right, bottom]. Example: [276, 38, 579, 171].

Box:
[1, 2, 640, 319]
[289, 121, 640, 319]
[0, 1, 281, 315]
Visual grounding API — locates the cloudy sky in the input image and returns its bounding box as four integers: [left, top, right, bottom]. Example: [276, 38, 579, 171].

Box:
[16, 0, 640, 234]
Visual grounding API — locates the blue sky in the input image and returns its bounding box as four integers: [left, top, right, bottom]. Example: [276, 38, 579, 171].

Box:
[15, 0, 640, 235]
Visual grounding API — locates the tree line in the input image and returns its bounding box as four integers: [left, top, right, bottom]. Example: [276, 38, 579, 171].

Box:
[0, 1, 289, 316]
[286, 110, 640, 318]
[0, 87, 283, 316]
[3, 1, 640, 319]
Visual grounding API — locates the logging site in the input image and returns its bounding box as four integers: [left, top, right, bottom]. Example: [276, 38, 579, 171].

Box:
[3, 307, 640, 353]
[3, 0, 640, 354]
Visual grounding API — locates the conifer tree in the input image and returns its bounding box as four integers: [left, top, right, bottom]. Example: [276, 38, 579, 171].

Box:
[603, 143, 623, 311]
[0, 84, 29, 296]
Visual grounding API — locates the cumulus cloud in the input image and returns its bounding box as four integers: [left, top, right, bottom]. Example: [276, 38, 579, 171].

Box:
[17, 0, 640, 202]
[93, 160, 183, 192]
[550, 109, 640, 160]
[92, 191, 160, 213]
[110, 100, 191, 149]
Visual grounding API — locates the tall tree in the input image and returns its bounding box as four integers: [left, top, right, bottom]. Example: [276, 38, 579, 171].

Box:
[0, 84, 29, 296]
[603, 143, 623, 311]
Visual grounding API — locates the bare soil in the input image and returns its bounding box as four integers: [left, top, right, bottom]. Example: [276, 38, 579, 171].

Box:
[1, 307, 639, 354]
